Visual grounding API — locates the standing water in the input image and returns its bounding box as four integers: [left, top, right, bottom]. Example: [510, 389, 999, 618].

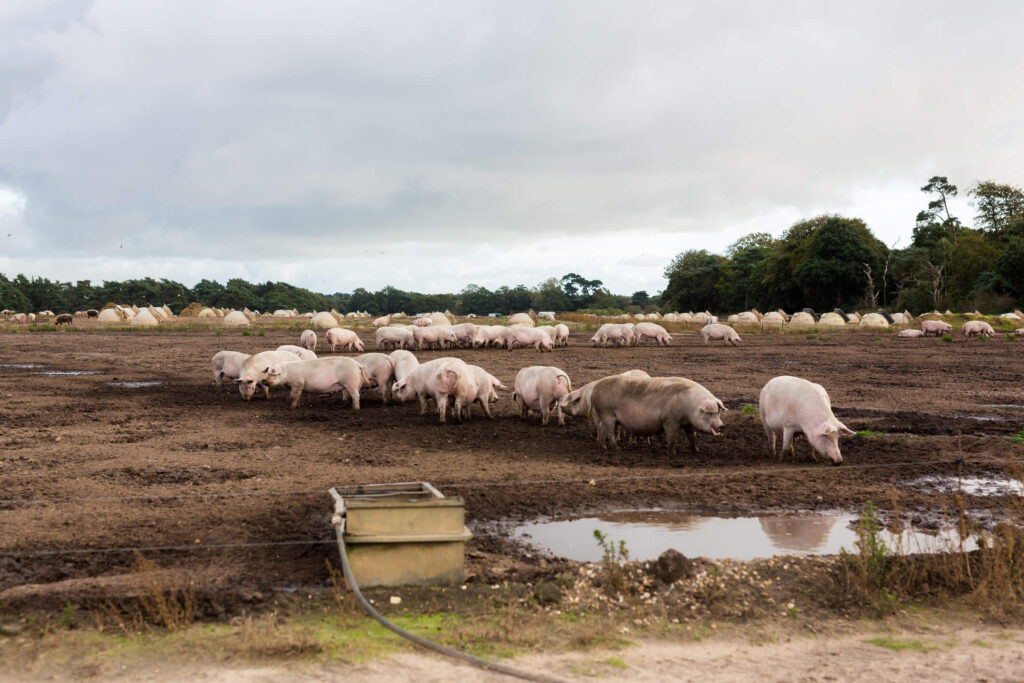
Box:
[514, 510, 973, 562]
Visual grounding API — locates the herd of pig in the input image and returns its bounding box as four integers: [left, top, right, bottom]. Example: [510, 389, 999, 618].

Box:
[209, 328, 854, 464]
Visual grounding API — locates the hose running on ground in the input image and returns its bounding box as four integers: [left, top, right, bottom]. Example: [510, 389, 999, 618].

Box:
[332, 521, 562, 683]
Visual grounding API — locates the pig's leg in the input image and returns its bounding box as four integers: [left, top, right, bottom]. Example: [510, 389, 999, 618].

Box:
[516, 395, 529, 420]
[781, 428, 795, 458]
[684, 425, 698, 453]
[417, 392, 429, 416]
[346, 380, 361, 410]
[663, 421, 679, 458]
[437, 393, 449, 423]
[556, 401, 564, 426]
[599, 415, 619, 450]
[289, 386, 304, 408]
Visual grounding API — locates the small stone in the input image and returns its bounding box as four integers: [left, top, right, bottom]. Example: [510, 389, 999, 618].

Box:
[654, 549, 693, 584]
[54, 436, 62, 442]
[389, 596, 402, 605]
[0, 622, 23, 637]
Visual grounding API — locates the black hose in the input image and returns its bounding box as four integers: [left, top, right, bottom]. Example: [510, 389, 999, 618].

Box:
[332, 523, 563, 683]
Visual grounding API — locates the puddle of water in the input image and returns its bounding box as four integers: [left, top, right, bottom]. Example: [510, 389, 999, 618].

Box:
[0, 363, 42, 369]
[514, 510, 974, 562]
[908, 475, 1023, 497]
[981, 404, 1024, 409]
[35, 370, 101, 376]
[107, 381, 163, 388]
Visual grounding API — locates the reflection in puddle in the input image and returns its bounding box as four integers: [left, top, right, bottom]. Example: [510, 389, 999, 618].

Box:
[35, 370, 101, 376]
[907, 475, 1023, 497]
[514, 510, 974, 562]
[107, 381, 163, 388]
[0, 363, 42, 369]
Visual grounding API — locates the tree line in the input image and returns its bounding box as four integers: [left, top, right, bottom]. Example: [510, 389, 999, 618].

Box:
[661, 177, 1024, 314]
[0, 271, 651, 317]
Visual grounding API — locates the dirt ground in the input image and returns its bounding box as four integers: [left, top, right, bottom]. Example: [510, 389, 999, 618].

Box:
[1, 325, 1023, 611]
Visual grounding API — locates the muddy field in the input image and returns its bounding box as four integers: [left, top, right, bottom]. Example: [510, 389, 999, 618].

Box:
[1, 326, 1023, 610]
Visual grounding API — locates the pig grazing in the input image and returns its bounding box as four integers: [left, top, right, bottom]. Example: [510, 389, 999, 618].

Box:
[560, 369, 651, 429]
[300, 330, 317, 352]
[276, 344, 317, 360]
[633, 322, 672, 346]
[375, 326, 414, 350]
[921, 320, 952, 337]
[211, 350, 251, 389]
[237, 350, 303, 400]
[758, 375, 853, 465]
[588, 375, 726, 456]
[513, 366, 572, 425]
[962, 320, 995, 337]
[553, 323, 570, 346]
[388, 349, 420, 385]
[264, 357, 368, 409]
[475, 325, 508, 348]
[449, 323, 478, 348]
[700, 323, 741, 347]
[505, 326, 554, 352]
[897, 329, 924, 338]
[326, 327, 364, 352]
[413, 325, 458, 350]
[463, 365, 506, 419]
[393, 357, 478, 423]
[590, 323, 633, 347]
[355, 352, 395, 404]
[55, 314, 73, 326]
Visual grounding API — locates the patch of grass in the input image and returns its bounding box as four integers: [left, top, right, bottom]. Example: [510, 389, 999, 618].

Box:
[1007, 333, 1017, 341]
[855, 430, 882, 438]
[864, 636, 940, 652]
[257, 330, 265, 337]
[942, 334, 953, 342]
[241, 330, 253, 336]
[57, 602, 75, 629]
[1010, 429, 1024, 445]
[741, 404, 759, 416]
[971, 638, 993, 647]
[604, 656, 627, 669]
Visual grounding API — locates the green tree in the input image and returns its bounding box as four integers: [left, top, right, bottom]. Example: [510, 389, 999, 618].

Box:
[998, 237, 1024, 300]
[969, 181, 1024, 237]
[794, 217, 886, 310]
[662, 249, 726, 311]
[0, 274, 31, 311]
[916, 176, 961, 246]
[532, 277, 571, 312]
[718, 232, 773, 310]
[945, 231, 998, 306]
[630, 290, 650, 308]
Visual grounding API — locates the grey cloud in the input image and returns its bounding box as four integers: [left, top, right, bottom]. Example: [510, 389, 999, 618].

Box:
[0, 0, 1022, 276]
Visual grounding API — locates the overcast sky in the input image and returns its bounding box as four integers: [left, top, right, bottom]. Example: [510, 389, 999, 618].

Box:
[1, 1, 1022, 296]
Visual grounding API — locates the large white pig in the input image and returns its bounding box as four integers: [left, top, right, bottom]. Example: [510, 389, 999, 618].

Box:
[553, 323, 570, 346]
[264, 357, 368, 409]
[588, 375, 726, 455]
[300, 330, 317, 352]
[449, 323, 478, 348]
[375, 326, 414, 350]
[237, 350, 304, 400]
[700, 323, 741, 347]
[393, 357, 478, 423]
[505, 325, 554, 352]
[920, 320, 952, 337]
[211, 350, 251, 389]
[276, 344, 316, 360]
[962, 320, 995, 337]
[559, 369, 651, 435]
[354, 353, 395, 404]
[513, 366, 572, 425]
[758, 375, 853, 465]
[463, 365, 506, 419]
[474, 325, 508, 348]
[389, 349, 419, 385]
[326, 327, 364, 352]
[414, 317, 433, 327]
[413, 325, 458, 350]
[590, 323, 633, 347]
[633, 322, 672, 346]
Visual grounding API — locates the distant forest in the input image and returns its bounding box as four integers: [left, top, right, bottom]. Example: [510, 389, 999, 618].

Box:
[2, 177, 1022, 316]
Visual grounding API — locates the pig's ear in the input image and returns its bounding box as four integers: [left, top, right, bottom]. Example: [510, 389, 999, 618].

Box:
[837, 422, 855, 436]
[717, 399, 727, 412]
[700, 401, 718, 414]
[266, 365, 281, 376]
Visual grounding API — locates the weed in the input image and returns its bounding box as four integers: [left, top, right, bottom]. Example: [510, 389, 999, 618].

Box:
[241, 330, 252, 336]
[840, 501, 898, 614]
[57, 602, 75, 629]
[1011, 429, 1024, 445]
[215, 331, 222, 336]
[942, 334, 953, 342]
[593, 529, 629, 596]
[604, 656, 627, 669]
[741, 404, 759, 416]
[971, 638, 993, 647]
[864, 636, 939, 652]
[1008, 334, 1017, 341]
[257, 330, 265, 337]
[855, 430, 882, 438]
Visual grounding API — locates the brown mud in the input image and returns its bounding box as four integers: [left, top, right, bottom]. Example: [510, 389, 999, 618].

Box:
[1, 327, 1022, 612]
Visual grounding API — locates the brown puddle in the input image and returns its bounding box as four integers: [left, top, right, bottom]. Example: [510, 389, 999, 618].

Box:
[514, 510, 974, 562]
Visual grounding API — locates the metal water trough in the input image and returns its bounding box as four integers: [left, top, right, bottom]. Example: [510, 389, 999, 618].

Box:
[329, 482, 472, 588]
